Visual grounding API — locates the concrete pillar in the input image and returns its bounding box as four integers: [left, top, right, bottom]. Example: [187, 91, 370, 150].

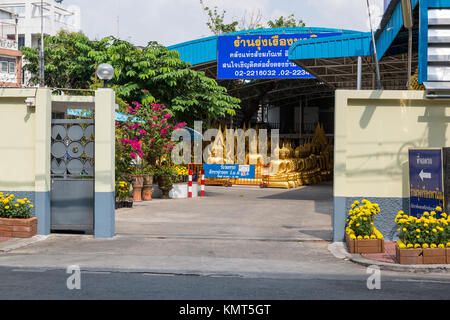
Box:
[333, 90, 348, 242]
[94, 88, 115, 238]
[35, 88, 52, 235]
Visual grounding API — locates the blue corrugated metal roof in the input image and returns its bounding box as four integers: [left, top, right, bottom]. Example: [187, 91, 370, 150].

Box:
[168, 27, 362, 66]
[288, 32, 372, 60]
[289, 0, 419, 64]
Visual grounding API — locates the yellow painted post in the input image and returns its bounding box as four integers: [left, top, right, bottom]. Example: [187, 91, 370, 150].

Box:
[35, 88, 52, 235]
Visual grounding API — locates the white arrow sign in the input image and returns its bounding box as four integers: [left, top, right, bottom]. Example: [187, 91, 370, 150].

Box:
[419, 169, 432, 181]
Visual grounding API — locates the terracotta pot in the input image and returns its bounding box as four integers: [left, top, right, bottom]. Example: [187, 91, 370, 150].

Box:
[345, 232, 384, 254]
[157, 175, 173, 199]
[423, 248, 446, 264]
[395, 245, 423, 265]
[131, 175, 144, 202]
[0, 217, 37, 238]
[142, 174, 153, 201]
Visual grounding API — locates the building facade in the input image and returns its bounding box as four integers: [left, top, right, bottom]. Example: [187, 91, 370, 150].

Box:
[0, 7, 21, 87]
[0, 0, 80, 49]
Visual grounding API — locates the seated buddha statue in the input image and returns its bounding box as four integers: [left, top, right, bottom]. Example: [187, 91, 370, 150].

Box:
[267, 142, 291, 189]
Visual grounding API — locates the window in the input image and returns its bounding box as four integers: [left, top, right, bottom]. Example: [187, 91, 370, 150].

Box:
[9, 61, 15, 74]
[1, 61, 7, 73]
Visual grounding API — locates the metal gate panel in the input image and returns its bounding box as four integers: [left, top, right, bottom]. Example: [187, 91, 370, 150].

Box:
[50, 119, 95, 233]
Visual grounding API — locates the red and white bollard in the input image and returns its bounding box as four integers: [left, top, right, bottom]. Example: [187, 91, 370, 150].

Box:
[188, 170, 193, 198]
[200, 170, 205, 197]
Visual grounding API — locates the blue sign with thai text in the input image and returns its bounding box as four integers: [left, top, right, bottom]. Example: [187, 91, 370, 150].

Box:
[217, 33, 341, 79]
[203, 164, 255, 179]
[409, 149, 445, 217]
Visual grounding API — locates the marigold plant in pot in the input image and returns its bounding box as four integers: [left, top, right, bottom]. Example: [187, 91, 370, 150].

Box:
[115, 180, 132, 208]
[0, 193, 37, 238]
[345, 199, 384, 254]
[395, 206, 450, 264]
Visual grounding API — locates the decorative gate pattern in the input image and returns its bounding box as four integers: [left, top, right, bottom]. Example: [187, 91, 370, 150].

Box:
[50, 119, 95, 233]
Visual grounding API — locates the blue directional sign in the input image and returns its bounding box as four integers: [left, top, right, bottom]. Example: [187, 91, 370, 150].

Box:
[217, 32, 341, 79]
[203, 164, 255, 179]
[409, 149, 445, 217]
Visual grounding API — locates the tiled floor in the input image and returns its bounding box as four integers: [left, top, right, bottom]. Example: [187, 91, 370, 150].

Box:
[361, 241, 397, 264]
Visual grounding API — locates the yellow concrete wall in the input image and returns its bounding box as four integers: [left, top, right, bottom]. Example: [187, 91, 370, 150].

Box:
[0, 92, 37, 191]
[335, 90, 450, 198]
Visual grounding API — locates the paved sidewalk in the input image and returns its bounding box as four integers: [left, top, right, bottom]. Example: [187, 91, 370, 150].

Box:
[116, 184, 333, 241]
[328, 242, 450, 273]
[362, 242, 397, 263]
[0, 237, 9, 243]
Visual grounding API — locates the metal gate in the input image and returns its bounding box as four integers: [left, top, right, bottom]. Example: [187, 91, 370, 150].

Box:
[50, 119, 95, 233]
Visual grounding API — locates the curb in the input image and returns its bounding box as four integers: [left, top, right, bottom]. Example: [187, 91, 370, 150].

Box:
[0, 235, 49, 253]
[328, 242, 450, 273]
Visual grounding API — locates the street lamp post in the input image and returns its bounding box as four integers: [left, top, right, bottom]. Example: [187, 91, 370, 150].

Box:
[39, 0, 45, 86]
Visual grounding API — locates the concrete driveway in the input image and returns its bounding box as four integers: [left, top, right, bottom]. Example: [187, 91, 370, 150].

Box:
[116, 182, 333, 241]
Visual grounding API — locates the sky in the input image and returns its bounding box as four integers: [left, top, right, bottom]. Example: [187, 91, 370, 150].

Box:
[65, 0, 386, 47]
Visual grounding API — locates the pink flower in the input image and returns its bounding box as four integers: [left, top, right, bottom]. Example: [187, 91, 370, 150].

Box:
[130, 153, 136, 159]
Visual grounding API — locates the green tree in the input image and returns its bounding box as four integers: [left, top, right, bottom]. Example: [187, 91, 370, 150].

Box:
[200, 0, 239, 35]
[267, 14, 306, 28]
[21, 31, 105, 89]
[21, 31, 240, 124]
[199, 0, 305, 34]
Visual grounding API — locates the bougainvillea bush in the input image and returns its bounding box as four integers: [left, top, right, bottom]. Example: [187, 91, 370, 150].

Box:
[116, 100, 186, 173]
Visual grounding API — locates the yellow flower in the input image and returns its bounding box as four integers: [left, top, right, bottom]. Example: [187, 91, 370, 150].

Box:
[438, 244, 445, 248]
[407, 244, 414, 248]
[14, 204, 19, 207]
[4, 206, 9, 210]
[29, 204, 34, 208]
[350, 234, 356, 240]
[416, 229, 421, 233]
[414, 244, 421, 248]
[422, 243, 429, 249]
[430, 244, 437, 248]
[398, 243, 406, 249]
[402, 228, 407, 232]
[364, 235, 370, 239]
[435, 206, 442, 212]
[446, 243, 450, 248]
[357, 236, 363, 240]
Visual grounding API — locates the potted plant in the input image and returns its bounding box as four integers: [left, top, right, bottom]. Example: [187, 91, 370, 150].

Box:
[395, 207, 450, 264]
[345, 199, 384, 254]
[0, 193, 37, 238]
[170, 165, 195, 198]
[154, 165, 177, 199]
[129, 165, 144, 202]
[115, 180, 132, 209]
[142, 165, 155, 201]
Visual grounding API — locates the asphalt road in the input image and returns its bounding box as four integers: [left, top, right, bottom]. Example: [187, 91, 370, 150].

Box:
[1, 267, 450, 300]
